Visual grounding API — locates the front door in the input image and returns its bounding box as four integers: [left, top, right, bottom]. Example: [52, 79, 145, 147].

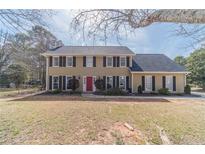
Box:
[86, 77, 93, 91]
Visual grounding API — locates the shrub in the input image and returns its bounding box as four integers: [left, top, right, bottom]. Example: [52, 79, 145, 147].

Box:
[184, 85, 191, 94]
[104, 88, 127, 96]
[94, 78, 105, 91]
[158, 88, 169, 95]
[138, 85, 143, 94]
[69, 78, 80, 91]
[51, 89, 61, 94]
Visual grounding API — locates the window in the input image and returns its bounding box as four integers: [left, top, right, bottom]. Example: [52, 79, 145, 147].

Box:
[145, 76, 152, 92]
[119, 76, 126, 90]
[107, 57, 113, 67]
[66, 76, 72, 90]
[106, 76, 113, 89]
[53, 76, 59, 90]
[86, 56, 93, 67]
[166, 76, 173, 91]
[53, 57, 59, 67]
[120, 57, 126, 67]
[67, 56, 73, 67]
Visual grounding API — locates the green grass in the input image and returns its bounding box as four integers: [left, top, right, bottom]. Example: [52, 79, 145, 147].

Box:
[0, 95, 205, 144]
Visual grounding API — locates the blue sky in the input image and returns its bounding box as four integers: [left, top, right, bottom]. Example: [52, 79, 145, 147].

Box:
[1, 10, 201, 60]
[46, 10, 200, 59]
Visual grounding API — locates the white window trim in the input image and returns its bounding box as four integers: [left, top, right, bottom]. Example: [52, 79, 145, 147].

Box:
[83, 76, 86, 92]
[86, 56, 93, 67]
[52, 76, 59, 90]
[145, 75, 152, 92]
[66, 56, 73, 67]
[53, 56, 59, 67]
[66, 76, 72, 90]
[119, 76, 126, 91]
[120, 56, 126, 67]
[93, 76, 96, 92]
[166, 75, 173, 92]
[106, 56, 113, 67]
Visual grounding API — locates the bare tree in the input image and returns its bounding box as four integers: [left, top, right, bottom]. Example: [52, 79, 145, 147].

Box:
[72, 9, 205, 45]
[0, 31, 13, 73]
[0, 9, 55, 34]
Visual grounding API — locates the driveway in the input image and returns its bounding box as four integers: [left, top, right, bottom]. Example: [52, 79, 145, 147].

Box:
[191, 91, 205, 98]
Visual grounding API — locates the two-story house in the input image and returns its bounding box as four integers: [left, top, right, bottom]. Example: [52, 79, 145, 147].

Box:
[42, 46, 188, 93]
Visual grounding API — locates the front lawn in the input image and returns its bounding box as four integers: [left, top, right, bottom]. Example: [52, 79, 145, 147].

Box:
[0, 88, 40, 98]
[0, 95, 205, 144]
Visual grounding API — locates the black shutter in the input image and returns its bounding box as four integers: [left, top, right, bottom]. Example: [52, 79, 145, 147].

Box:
[59, 56, 63, 67]
[117, 57, 120, 67]
[126, 56, 130, 67]
[59, 76, 62, 90]
[103, 56, 106, 67]
[173, 76, 176, 91]
[93, 56, 96, 67]
[113, 76, 116, 88]
[73, 56, 76, 67]
[63, 76, 66, 90]
[113, 57, 116, 67]
[142, 76, 145, 91]
[103, 76, 106, 89]
[83, 56, 86, 67]
[162, 76, 166, 88]
[49, 76, 52, 90]
[116, 76, 119, 88]
[152, 76, 155, 91]
[126, 76, 129, 90]
[49, 56, 53, 67]
[63, 56, 65, 67]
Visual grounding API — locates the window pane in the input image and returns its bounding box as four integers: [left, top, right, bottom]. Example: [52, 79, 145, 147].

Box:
[166, 76, 173, 91]
[54, 57, 59, 66]
[53, 77, 59, 89]
[120, 57, 126, 67]
[145, 76, 152, 91]
[107, 57, 113, 66]
[107, 76, 113, 89]
[67, 57, 73, 66]
[67, 77, 72, 89]
[119, 76, 126, 90]
[86, 57, 93, 67]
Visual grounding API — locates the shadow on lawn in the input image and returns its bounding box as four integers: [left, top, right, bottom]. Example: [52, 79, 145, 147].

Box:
[13, 93, 170, 103]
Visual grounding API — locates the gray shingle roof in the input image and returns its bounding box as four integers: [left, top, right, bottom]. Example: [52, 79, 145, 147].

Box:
[130, 54, 186, 72]
[44, 46, 135, 56]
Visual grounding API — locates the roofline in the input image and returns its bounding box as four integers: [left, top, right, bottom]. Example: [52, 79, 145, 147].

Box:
[41, 53, 135, 57]
[130, 71, 190, 74]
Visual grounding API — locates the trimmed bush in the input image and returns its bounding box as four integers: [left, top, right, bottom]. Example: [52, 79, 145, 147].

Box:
[138, 85, 142, 94]
[158, 88, 169, 95]
[184, 85, 191, 94]
[94, 78, 105, 91]
[51, 89, 61, 94]
[104, 88, 127, 96]
[69, 78, 80, 91]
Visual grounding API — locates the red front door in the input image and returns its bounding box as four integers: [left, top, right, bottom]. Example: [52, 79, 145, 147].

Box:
[86, 77, 93, 91]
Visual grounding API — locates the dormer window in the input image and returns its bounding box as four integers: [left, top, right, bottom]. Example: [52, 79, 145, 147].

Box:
[53, 57, 59, 67]
[67, 56, 73, 67]
[107, 57, 113, 67]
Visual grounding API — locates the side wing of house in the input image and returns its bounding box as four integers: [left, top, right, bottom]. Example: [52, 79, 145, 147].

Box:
[130, 54, 188, 93]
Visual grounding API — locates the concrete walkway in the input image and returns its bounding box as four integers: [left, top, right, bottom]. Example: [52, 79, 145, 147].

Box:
[82, 93, 205, 100]
[192, 91, 205, 98]
[0, 90, 45, 102]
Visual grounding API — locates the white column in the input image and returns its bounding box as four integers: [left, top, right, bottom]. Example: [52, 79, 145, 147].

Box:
[46, 57, 49, 91]
[131, 73, 133, 93]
